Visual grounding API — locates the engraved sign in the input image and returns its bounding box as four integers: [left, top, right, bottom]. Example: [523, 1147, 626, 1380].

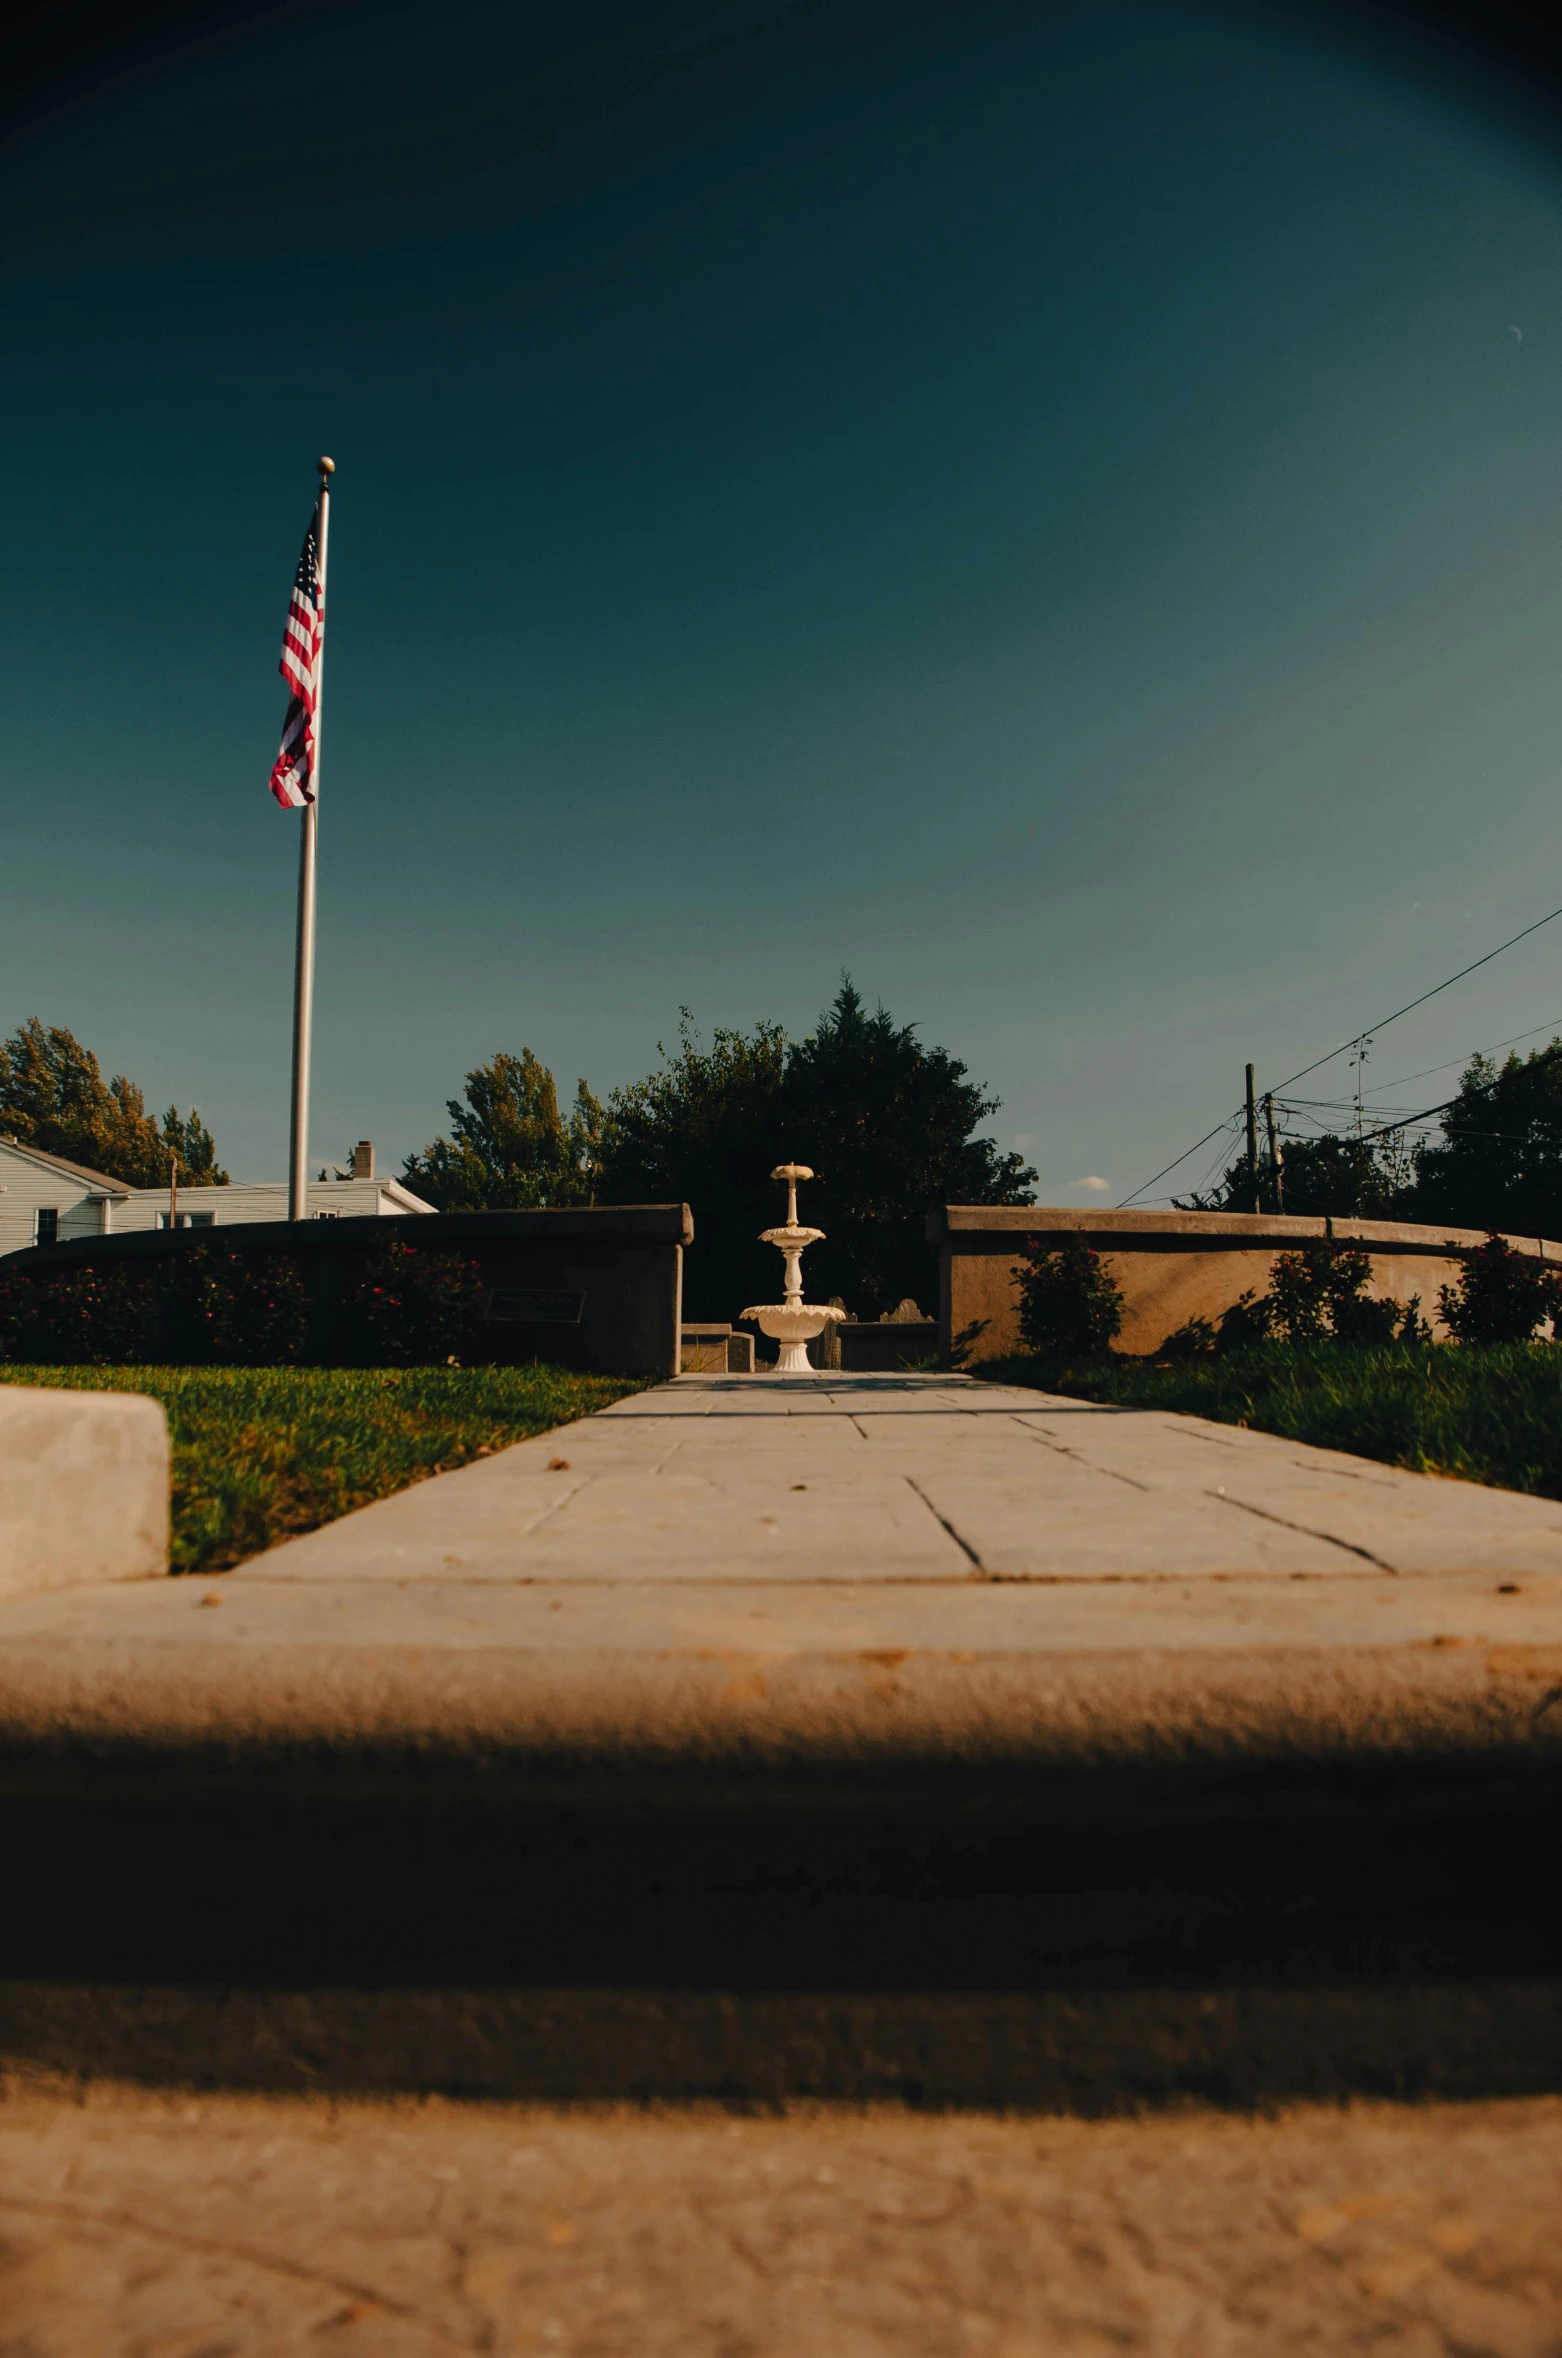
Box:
[486, 1287, 586, 1325]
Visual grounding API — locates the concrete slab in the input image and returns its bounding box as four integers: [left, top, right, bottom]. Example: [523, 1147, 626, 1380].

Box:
[5, 1373, 1562, 2110]
[0, 1382, 167, 1601]
[2, 1372, 1561, 1778]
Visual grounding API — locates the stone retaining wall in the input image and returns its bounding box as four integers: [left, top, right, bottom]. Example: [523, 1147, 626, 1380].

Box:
[929, 1204, 1562, 1361]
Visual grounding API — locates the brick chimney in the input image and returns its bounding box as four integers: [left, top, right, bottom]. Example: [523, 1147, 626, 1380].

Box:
[351, 1140, 375, 1180]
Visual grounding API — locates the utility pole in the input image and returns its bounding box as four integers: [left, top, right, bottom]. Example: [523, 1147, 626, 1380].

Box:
[1245, 1064, 1259, 1212]
[1263, 1092, 1283, 1214]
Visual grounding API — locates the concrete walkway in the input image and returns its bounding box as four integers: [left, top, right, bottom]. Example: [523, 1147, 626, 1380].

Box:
[2, 1372, 1561, 2112]
[4, 1371, 1562, 1777]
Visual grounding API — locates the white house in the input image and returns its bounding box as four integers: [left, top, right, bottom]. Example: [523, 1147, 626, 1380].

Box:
[0, 1137, 433, 1258]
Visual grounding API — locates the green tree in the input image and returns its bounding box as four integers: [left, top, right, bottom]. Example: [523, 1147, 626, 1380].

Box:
[0, 1018, 227, 1188]
[597, 1012, 789, 1317]
[401, 1049, 600, 1210]
[1182, 1131, 1405, 1219]
[776, 980, 1036, 1314]
[597, 981, 1036, 1319]
[1406, 1045, 1562, 1239]
[569, 1078, 606, 1204]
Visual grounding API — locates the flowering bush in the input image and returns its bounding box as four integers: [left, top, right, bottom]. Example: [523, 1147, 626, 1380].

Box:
[1263, 1237, 1423, 1344]
[175, 1245, 310, 1364]
[1014, 1235, 1124, 1358]
[349, 1243, 488, 1366]
[0, 1261, 158, 1363]
[0, 1239, 496, 1367]
[0, 1247, 307, 1364]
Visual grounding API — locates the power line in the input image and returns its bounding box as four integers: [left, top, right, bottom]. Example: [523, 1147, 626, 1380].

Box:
[1266, 900, 1562, 1098]
[1352, 1013, 1562, 1096]
[1116, 1117, 1240, 1209]
[1116, 900, 1562, 1208]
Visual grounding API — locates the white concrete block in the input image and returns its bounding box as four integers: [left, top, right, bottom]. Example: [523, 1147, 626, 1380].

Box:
[0, 1385, 168, 1599]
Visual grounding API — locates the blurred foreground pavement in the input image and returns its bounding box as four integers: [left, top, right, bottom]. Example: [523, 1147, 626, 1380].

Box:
[2, 2085, 1561, 2355]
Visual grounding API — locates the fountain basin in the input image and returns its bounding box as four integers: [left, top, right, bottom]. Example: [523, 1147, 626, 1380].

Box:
[741, 1299, 847, 1376]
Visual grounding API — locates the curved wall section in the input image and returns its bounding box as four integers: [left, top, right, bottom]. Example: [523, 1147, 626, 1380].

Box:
[929, 1206, 1562, 1362]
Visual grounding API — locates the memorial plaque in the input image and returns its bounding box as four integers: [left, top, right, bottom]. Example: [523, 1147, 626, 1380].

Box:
[485, 1288, 587, 1325]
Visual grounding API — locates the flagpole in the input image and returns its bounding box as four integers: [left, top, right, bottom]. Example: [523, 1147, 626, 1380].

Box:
[288, 455, 333, 1221]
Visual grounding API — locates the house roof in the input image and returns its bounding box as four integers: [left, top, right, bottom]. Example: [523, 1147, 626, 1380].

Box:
[0, 1137, 132, 1196]
[381, 1178, 435, 1212]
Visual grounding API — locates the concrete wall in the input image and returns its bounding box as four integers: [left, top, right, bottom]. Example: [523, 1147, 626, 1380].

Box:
[5, 1206, 693, 1379]
[930, 1205, 1562, 1361]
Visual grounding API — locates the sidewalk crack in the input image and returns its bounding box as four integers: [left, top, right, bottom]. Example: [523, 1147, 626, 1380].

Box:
[904, 1477, 986, 1572]
[1210, 1489, 1397, 1571]
[1014, 1426, 1151, 1492]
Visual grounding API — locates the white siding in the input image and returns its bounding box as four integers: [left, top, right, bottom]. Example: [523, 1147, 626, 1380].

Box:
[0, 1145, 432, 1256]
[109, 1178, 434, 1230]
[0, 1145, 124, 1258]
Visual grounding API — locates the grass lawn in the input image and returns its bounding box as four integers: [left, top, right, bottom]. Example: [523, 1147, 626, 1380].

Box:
[979, 1341, 1562, 1501]
[0, 1364, 642, 1574]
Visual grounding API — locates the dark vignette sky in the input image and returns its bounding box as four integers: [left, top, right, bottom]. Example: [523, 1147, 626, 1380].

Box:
[5, 0, 1562, 1201]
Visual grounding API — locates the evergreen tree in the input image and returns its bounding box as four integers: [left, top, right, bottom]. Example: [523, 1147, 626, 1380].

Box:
[776, 980, 1036, 1313]
[597, 982, 1035, 1319]
[597, 1013, 789, 1316]
[401, 1049, 599, 1209]
[0, 1018, 227, 1188]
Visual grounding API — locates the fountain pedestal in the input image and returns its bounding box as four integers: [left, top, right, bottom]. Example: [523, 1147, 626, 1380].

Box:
[741, 1164, 846, 1376]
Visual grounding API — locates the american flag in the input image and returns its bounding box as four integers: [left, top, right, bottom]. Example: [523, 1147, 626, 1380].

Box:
[268, 508, 323, 808]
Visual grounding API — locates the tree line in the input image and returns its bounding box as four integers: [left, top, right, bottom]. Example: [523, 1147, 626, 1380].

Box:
[0, 1019, 224, 1188]
[1190, 1042, 1562, 1240]
[2, 985, 1035, 1318]
[400, 981, 1037, 1318]
[17, 1000, 1562, 1296]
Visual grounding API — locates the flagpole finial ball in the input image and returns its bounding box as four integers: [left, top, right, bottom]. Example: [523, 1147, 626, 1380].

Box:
[317, 455, 336, 476]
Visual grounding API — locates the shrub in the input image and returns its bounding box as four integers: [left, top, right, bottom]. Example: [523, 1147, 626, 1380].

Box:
[1155, 1239, 1428, 1358]
[349, 1242, 488, 1366]
[176, 1245, 311, 1364]
[1014, 1235, 1124, 1357]
[1265, 1238, 1411, 1343]
[0, 1247, 309, 1365]
[1438, 1233, 1562, 1344]
[0, 1239, 490, 1368]
[0, 1261, 159, 1363]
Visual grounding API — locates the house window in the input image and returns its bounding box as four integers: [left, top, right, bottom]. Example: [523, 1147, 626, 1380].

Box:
[35, 1208, 59, 1245]
[157, 1211, 218, 1230]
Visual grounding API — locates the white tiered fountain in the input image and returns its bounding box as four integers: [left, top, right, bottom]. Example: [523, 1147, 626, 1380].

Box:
[742, 1163, 847, 1376]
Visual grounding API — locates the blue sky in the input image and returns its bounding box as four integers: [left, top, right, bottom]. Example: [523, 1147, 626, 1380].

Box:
[5, 0, 1562, 1199]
